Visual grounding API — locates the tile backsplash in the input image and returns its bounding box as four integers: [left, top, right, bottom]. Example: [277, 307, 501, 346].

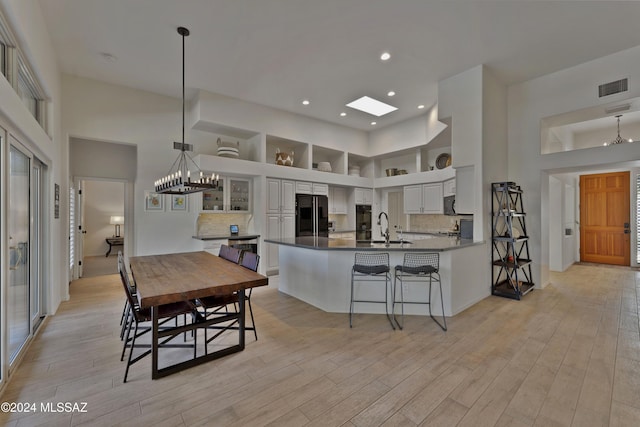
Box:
[328, 214, 349, 230]
[196, 213, 251, 236]
[409, 214, 468, 233]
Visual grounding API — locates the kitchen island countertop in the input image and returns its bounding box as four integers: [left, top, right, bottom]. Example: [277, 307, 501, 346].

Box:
[265, 236, 481, 251]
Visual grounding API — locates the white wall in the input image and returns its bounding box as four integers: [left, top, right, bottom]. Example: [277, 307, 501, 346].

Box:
[508, 44, 640, 286]
[70, 138, 137, 181]
[83, 180, 124, 256]
[368, 107, 446, 157]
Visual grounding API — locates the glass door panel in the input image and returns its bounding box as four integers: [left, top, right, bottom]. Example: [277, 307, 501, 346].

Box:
[30, 159, 44, 331]
[229, 179, 250, 212]
[8, 144, 30, 363]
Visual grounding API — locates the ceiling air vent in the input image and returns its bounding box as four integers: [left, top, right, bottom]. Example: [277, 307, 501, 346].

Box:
[599, 78, 628, 97]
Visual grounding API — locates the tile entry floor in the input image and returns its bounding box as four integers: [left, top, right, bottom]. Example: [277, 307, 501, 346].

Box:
[1, 263, 639, 426]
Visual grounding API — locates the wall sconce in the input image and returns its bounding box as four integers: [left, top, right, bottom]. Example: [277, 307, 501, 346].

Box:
[110, 215, 124, 237]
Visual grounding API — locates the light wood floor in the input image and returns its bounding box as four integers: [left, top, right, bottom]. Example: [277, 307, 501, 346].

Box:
[1, 264, 639, 426]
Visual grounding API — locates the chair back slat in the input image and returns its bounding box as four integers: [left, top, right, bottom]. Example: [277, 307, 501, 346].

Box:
[119, 269, 139, 310]
[240, 251, 260, 272]
[219, 244, 230, 259]
[221, 246, 242, 263]
[403, 253, 439, 269]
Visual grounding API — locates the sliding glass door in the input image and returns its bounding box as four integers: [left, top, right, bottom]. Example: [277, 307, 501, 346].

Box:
[8, 144, 30, 364]
[6, 140, 45, 366]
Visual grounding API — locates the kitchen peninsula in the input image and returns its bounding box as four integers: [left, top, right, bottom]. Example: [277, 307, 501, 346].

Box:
[265, 236, 487, 317]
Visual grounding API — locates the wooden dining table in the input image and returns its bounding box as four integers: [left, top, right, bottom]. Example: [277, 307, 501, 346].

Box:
[129, 251, 268, 379]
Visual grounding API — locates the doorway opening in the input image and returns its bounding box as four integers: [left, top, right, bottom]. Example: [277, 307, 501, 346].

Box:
[77, 179, 126, 277]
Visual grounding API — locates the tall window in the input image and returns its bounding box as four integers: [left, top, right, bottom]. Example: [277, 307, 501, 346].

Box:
[0, 13, 48, 131]
[17, 60, 45, 127]
[0, 41, 6, 78]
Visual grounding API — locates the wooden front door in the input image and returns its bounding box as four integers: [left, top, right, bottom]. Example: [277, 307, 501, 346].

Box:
[580, 171, 630, 265]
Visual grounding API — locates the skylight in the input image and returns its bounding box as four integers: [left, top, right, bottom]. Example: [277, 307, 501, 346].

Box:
[346, 96, 398, 117]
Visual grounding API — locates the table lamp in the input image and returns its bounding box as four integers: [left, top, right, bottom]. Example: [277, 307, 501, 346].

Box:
[110, 215, 124, 237]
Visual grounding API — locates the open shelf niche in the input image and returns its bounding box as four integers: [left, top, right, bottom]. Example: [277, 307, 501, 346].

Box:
[266, 135, 310, 170]
[192, 122, 263, 163]
[312, 145, 345, 175]
[347, 153, 374, 179]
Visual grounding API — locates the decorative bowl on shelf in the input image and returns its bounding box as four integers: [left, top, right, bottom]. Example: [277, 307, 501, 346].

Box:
[217, 138, 240, 158]
[436, 153, 451, 169]
[275, 149, 294, 166]
[396, 169, 408, 175]
[317, 162, 332, 172]
[385, 168, 397, 176]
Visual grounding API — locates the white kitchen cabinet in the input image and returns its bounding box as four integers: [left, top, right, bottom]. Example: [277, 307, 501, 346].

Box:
[329, 186, 348, 214]
[403, 183, 443, 214]
[297, 181, 328, 196]
[443, 178, 456, 197]
[266, 178, 295, 273]
[265, 213, 295, 273]
[355, 187, 373, 205]
[312, 183, 329, 196]
[295, 181, 312, 194]
[268, 178, 295, 214]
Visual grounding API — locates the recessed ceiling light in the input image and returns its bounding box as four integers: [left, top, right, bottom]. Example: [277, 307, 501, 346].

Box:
[387, 91, 395, 97]
[417, 104, 425, 109]
[380, 52, 391, 61]
[340, 112, 347, 117]
[371, 121, 377, 125]
[302, 100, 310, 105]
[346, 96, 398, 117]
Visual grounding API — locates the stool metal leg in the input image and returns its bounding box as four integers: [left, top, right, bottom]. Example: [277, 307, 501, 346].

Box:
[349, 268, 355, 328]
[392, 272, 405, 330]
[428, 272, 447, 331]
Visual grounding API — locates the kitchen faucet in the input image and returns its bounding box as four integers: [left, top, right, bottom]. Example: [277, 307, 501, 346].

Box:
[377, 212, 390, 246]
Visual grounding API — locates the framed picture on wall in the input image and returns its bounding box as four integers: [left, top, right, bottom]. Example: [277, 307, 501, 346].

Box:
[171, 194, 188, 211]
[145, 192, 164, 211]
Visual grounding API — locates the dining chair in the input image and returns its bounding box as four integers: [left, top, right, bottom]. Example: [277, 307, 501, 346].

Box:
[239, 251, 260, 340]
[119, 268, 198, 382]
[118, 251, 137, 340]
[220, 245, 242, 263]
[197, 251, 261, 348]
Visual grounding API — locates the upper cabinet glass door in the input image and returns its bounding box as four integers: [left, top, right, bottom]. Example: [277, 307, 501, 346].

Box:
[229, 178, 250, 212]
[202, 182, 225, 212]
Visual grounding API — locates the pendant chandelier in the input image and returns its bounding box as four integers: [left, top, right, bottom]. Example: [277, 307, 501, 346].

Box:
[154, 26, 219, 194]
[606, 114, 631, 146]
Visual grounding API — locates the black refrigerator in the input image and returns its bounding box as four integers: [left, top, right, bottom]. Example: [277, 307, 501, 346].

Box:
[296, 194, 329, 237]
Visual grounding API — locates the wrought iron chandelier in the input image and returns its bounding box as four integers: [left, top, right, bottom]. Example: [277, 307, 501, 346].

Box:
[606, 114, 631, 146]
[154, 26, 219, 194]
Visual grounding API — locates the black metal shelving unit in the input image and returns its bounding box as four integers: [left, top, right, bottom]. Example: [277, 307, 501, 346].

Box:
[491, 182, 534, 299]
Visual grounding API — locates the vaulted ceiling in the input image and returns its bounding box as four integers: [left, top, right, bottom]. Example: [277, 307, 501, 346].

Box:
[37, 0, 640, 131]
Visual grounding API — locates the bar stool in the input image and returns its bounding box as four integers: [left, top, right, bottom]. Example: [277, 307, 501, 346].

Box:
[350, 252, 395, 329]
[393, 253, 447, 331]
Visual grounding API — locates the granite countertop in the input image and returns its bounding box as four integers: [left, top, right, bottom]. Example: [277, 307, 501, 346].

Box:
[265, 236, 481, 252]
[193, 234, 260, 241]
[329, 229, 357, 233]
